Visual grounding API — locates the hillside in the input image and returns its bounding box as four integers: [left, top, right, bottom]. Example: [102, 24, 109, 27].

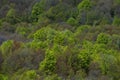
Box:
[0, 0, 120, 80]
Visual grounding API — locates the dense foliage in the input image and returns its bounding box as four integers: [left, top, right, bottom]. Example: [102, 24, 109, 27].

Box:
[0, 0, 120, 80]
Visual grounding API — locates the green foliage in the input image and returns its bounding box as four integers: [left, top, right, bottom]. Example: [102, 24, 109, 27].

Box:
[112, 34, 120, 49]
[67, 17, 78, 26]
[112, 16, 120, 26]
[33, 27, 56, 42]
[1, 0, 120, 80]
[44, 74, 62, 80]
[30, 27, 57, 49]
[29, 41, 48, 50]
[46, 3, 70, 21]
[6, 8, 16, 18]
[31, 1, 45, 22]
[77, 41, 93, 70]
[16, 27, 30, 36]
[92, 52, 117, 75]
[114, 0, 120, 5]
[39, 49, 56, 74]
[74, 25, 90, 40]
[0, 74, 8, 80]
[20, 70, 37, 80]
[97, 33, 111, 44]
[1, 48, 44, 74]
[0, 40, 13, 58]
[78, 50, 91, 70]
[6, 8, 19, 24]
[54, 30, 75, 46]
[0, 19, 2, 27]
[77, 0, 93, 11]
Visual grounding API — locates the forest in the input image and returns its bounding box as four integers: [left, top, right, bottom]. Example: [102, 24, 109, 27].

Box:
[0, 0, 120, 80]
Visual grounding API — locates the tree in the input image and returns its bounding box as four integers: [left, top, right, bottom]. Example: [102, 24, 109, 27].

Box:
[97, 33, 111, 44]
[77, 0, 93, 12]
[31, 1, 45, 22]
[6, 8, 19, 24]
[112, 16, 120, 26]
[46, 3, 71, 22]
[67, 17, 78, 26]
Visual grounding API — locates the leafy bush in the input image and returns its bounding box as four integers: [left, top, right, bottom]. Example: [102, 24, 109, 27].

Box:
[0, 74, 8, 80]
[0, 40, 13, 58]
[46, 3, 71, 21]
[31, 1, 45, 22]
[19, 70, 37, 80]
[33, 27, 56, 42]
[97, 33, 111, 44]
[54, 30, 75, 46]
[77, 0, 93, 11]
[112, 16, 120, 26]
[2, 48, 45, 74]
[44, 74, 62, 80]
[39, 49, 56, 74]
[66, 17, 78, 26]
[6, 8, 19, 24]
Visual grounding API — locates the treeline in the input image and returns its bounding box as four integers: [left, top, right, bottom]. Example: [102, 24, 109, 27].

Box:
[0, 0, 120, 80]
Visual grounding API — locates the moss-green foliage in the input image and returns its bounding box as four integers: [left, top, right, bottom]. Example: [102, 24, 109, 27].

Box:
[6, 8, 19, 24]
[19, 70, 37, 80]
[67, 17, 78, 26]
[97, 33, 111, 44]
[39, 48, 56, 74]
[44, 74, 62, 80]
[54, 30, 75, 46]
[46, 3, 71, 21]
[114, 0, 120, 5]
[0, 74, 8, 80]
[77, 0, 93, 11]
[112, 16, 120, 26]
[33, 27, 56, 42]
[0, 40, 13, 58]
[1, 0, 120, 80]
[31, 1, 45, 22]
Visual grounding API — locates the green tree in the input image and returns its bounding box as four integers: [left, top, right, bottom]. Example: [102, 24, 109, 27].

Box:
[0, 74, 8, 80]
[39, 49, 56, 74]
[6, 8, 19, 24]
[97, 33, 111, 44]
[112, 16, 120, 26]
[67, 17, 78, 26]
[31, 1, 45, 22]
[44, 74, 62, 80]
[0, 40, 13, 58]
[77, 0, 93, 12]
[46, 3, 71, 22]
[20, 70, 37, 80]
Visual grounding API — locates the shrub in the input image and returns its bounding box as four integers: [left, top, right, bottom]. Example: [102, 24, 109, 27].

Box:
[46, 3, 71, 22]
[66, 17, 78, 26]
[0, 74, 8, 80]
[31, 1, 45, 22]
[44, 74, 62, 80]
[39, 49, 56, 74]
[6, 8, 19, 24]
[96, 33, 111, 44]
[16, 27, 29, 36]
[77, 0, 93, 11]
[78, 48, 91, 71]
[112, 34, 120, 49]
[0, 40, 13, 58]
[33, 27, 56, 42]
[112, 16, 120, 26]
[54, 30, 75, 46]
[2, 48, 45, 74]
[91, 53, 117, 75]
[20, 70, 37, 80]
